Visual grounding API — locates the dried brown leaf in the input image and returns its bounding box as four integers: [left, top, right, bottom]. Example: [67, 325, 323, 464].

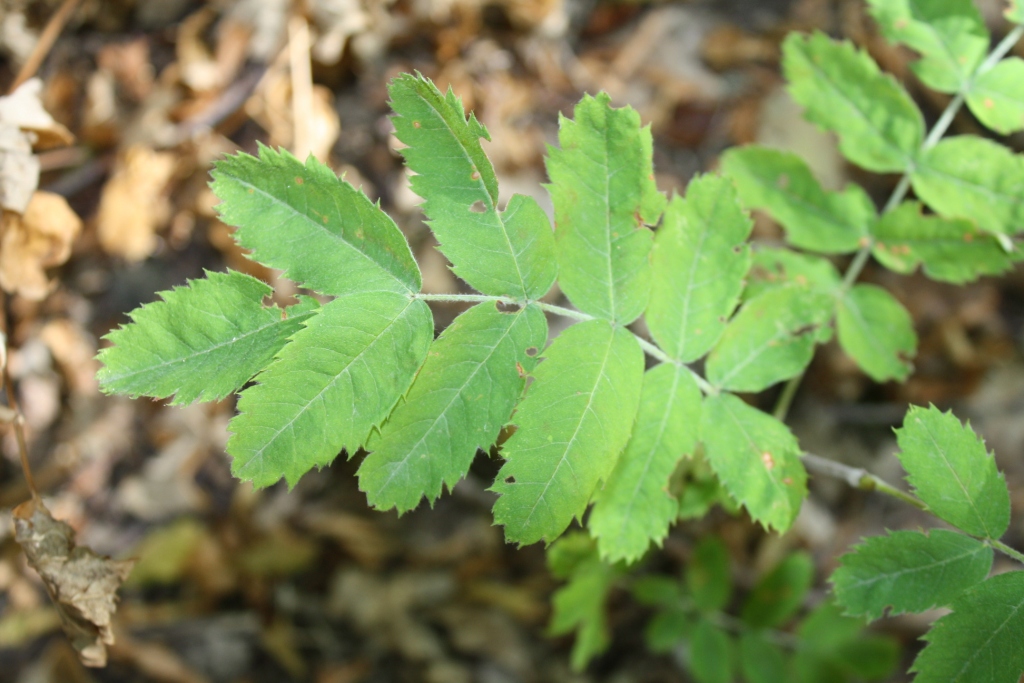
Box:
[0, 78, 75, 150]
[96, 145, 176, 261]
[0, 190, 83, 299]
[13, 498, 134, 667]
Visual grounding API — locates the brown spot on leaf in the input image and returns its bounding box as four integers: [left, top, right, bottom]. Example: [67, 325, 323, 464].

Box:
[295, 176, 304, 185]
[761, 451, 775, 470]
[413, 120, 421, 128]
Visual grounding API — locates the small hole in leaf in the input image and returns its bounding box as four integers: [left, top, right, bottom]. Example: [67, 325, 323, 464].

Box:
[525, 347, 538, 357]
[496, 301, 519, 313]
[469, 200, 487, 213]
[504, 476, 516, 484]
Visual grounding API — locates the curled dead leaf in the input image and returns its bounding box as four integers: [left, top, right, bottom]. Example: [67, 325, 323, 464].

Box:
[96, 145, 176, 261]
[0, 190, 83, 299]
[13, 497, 134, 667]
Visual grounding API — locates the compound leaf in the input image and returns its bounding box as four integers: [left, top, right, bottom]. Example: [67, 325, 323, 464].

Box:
[911, 571, 1024, 683]
[97, 270, 318, 405]
[866, 0, 988, 94]
[388, 73, 556, 300]
[647, 175, 752, 362]
[706, 285, 833, 393]
[783, 31, 924, 173]
[836, 284, 916, 382]
[742, 552, 814, 629]
[896, 405, 1010, 539]
[831, 529, 992, 621]
[686, 536, 733, 613]
[911, 135, 1024, 235]
[872, 201, 1018, 283]
[721, 146, 872, 253]
[689, 620, 733, 683]
[358, 303, 547, 512]
[547, 533, 622, 671]
[493, 319, 644, 545]
[228, 293, 432, 488]
[966, 57, 1024, 135]
[211, 144, 420, 296]
[547, 93, 666, 324]
[589, 363, 702, 563]
[700, 393, 807, 532]
[744, 248, 841, 303]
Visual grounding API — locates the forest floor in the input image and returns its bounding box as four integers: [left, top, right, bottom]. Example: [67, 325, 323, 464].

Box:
[1, 0, 1024, 681]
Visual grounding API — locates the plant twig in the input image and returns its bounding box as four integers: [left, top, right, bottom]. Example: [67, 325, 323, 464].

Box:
[802, 452, 1024, 565]
[801, 452, 927, 511]
[8, 0, 82, 93]
[3, 366, 39, 502]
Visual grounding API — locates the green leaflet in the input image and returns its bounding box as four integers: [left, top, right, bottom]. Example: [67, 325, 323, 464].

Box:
[97, 270, 317, 405]
[547, 533, 623, 671]
[795, 601, 899, 683]
[742, 552, 814, 629]
[835, 284, 916, 382]
[911, 135, 1024, 235]
[647, 175, 752, 362]
[388, 73, 556, 300]
[492, 319, 644, 545]
[871, 201, 1018, 284]
[721, 146, 872, 253]
[228, 293, 432, 488]
[783, 32, 924, 173]
[700, 393, 806, 532]
[912, 571, 1024, 683]
[866, 0, 988, 94]
[546, 92, 666, 324]
[896, 405, 1010, 539]
[831, 529, 992, 621]
[589, 364, 702, 563]
[358, 303, 547, 512]
[686, 536, 732, 613]
[211, 144, 421, 295]
[1009, 1, 1024, 23]
[966, 57, 1024, 135]
[740, 632, 788, 683]
[744, 248, 841, 303]
[689, 620, 733, 683]
[706, 285, 833, 393]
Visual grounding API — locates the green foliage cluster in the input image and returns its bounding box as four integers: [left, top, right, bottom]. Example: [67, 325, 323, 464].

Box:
[96, 0, 1024, 680]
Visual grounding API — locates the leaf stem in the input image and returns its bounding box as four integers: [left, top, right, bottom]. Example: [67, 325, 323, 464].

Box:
[988, 539, 1024, 565]
[800, 452, 928, 511]
[772, 371, 805, 422]
[414, 293, 716, 394]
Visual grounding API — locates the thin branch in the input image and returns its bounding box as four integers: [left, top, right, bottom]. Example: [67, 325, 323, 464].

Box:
[801, 452, 928, 511]
[8, 0, 82, 93]
[3, 367, 39, 502]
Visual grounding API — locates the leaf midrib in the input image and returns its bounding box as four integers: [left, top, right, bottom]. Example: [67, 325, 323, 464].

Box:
[237, 297, 418, 472]
[520, 327, 618, 534]
[102, 309, 315, 385]
[372, 308, 525, 501]
[413, 88, 531, 300]
[228, 174, 415, 294]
